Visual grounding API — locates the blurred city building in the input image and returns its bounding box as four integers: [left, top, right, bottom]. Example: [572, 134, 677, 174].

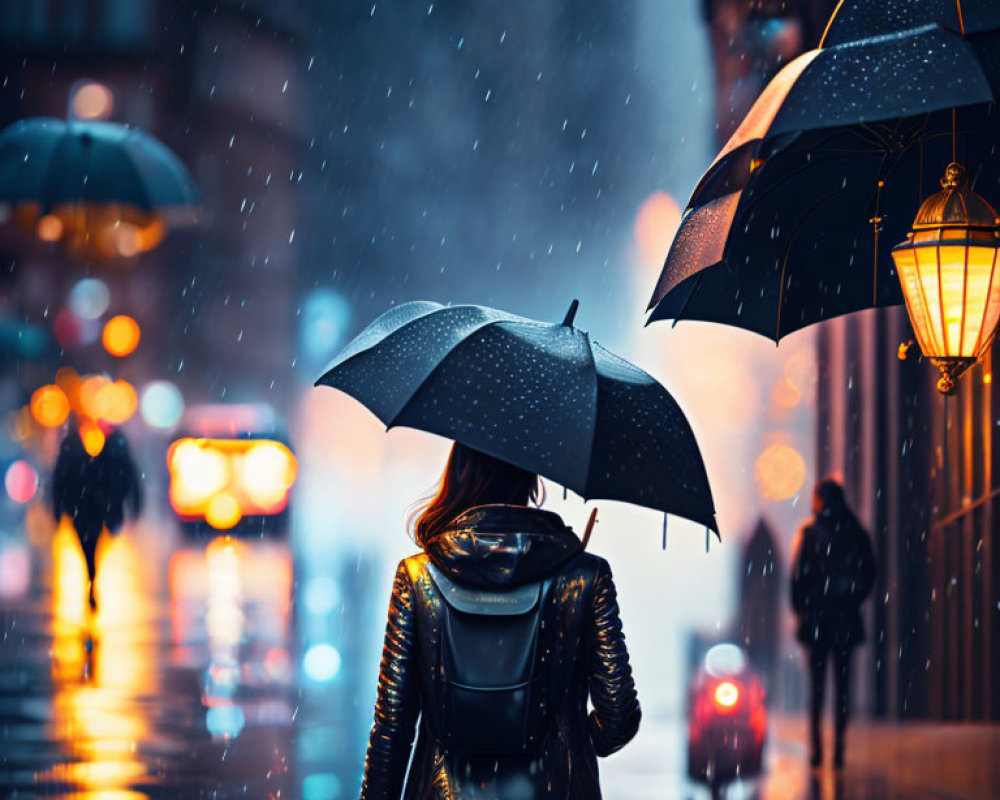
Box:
[735, 518, 782, 693]
[817, 308, 1000, 722]
[297, 1, 656, 334]
[700, 0, 999, 726]
[700, 0, 837, 146]
[0, 0, 307, 411]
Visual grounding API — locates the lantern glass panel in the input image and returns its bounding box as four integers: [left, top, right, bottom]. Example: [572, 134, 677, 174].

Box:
[971, 243, 1000, 355]
[938, 244, 969, 354]
[914, 244, 946, 353]
[894, 245, 938, 356]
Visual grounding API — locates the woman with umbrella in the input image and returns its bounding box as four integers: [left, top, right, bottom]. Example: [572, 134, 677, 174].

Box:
[316, 300, 717, 800]
[359, 442, 640, 799]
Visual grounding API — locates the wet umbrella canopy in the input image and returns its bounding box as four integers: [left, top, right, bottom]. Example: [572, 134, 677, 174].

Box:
[0, 117, 199, 213]
[647, 0, 1000, 342]
[315, 300, 717, 532]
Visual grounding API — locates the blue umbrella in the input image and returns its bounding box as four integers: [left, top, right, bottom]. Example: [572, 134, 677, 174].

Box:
[0, 117, 198, 212]
[316, 300, 718, 533]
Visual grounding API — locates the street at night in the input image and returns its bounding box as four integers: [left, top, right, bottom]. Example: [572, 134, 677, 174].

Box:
[3, 524, 997, 800]
[1, 1, 999, 799]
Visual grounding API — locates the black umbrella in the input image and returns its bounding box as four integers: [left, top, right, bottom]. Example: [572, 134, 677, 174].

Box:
[315, 300, 717, 532]
[648, 0, 1000, 341]
[0, 117, 198, 212]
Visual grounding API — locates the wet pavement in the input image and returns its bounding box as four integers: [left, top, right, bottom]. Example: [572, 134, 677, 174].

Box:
[0, 522, 312, 799]
[1, 520, 996, 800]
[602, 713, 1000, 800]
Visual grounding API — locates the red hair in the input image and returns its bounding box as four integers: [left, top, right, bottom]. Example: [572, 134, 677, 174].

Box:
[409, 442, 543, 546]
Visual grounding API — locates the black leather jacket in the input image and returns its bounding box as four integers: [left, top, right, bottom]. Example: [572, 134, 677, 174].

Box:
[360, 505, 641, 800]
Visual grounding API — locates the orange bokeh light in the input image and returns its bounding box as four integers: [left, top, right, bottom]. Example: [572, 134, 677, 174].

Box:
[102, 315, 141, 357]
[99, 217, 166, 258]
[37, 214, 64, 242]
[78, 375, 111, 419]
[30, 384, 71, 428]
[72, 81, 114, 120]
[771, 377, 802, 409]
[168, 438, 297, 524]
[79, 421, 106, 457]
[754, 443, 806, 501]
[205, 493, 242, 530]
[93, 380, 138, 425]
[55, 367, 82, 409]
[635, 191, 682, 267]
[783, 350, 817, 394]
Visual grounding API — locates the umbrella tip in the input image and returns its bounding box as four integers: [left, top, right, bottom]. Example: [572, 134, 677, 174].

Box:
[562, 299, 579, 327]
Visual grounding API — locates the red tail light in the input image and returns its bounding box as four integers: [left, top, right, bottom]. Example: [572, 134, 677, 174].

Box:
[713, 680, 740, 711]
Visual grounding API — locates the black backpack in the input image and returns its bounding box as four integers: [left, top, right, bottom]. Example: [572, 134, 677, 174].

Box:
[426, 563, 554, 755]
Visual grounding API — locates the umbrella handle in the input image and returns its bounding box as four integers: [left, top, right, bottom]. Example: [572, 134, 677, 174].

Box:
[581, 507, 598, 550]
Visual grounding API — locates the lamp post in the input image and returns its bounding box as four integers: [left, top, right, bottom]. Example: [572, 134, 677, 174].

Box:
[891, 162, 1000, 394]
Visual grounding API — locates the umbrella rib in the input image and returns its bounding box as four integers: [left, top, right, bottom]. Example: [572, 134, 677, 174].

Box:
[580, 333, 601, 502]
[670, 271, 706, 327]
[743, 149, 870, 210]
[818, 0, 844, 48]
[741, 126, 888, 213]
[836, 149, 909, 257]
[858, 123, 894, 151]
[316, 303, 462, 383]
[114, 142, 156, 212]
[382, 319, 508, 430]
[38, 134, 77, 212]
[775, 189, 846, 341]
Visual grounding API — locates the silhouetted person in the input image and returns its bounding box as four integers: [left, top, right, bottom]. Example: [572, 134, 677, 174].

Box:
[360, 442, 640, 799]
[737, 518, 782, 690]
[52, 424, 142, 612]
[791, 478, 875, 770]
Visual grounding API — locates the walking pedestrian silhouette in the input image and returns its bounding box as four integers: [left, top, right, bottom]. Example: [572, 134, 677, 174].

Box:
[51, 424, 142, 613]
[791, 478, 875, 770]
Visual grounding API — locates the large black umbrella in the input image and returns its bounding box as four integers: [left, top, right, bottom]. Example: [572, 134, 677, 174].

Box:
[315, 300, 717, 532]
[648, 0, 1000, 341]
[0, 117, 198, 212]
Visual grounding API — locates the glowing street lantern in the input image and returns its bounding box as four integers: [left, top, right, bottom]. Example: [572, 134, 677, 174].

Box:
[891, 162, 1000, 394]
[30, 384, 70, 428]
[102, 315, 141, 357]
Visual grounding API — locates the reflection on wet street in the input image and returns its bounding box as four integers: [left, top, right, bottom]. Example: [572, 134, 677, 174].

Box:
[602, 715, 989, 800]
[1, 521, 992, 800]
[1, 522, 303, 799]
